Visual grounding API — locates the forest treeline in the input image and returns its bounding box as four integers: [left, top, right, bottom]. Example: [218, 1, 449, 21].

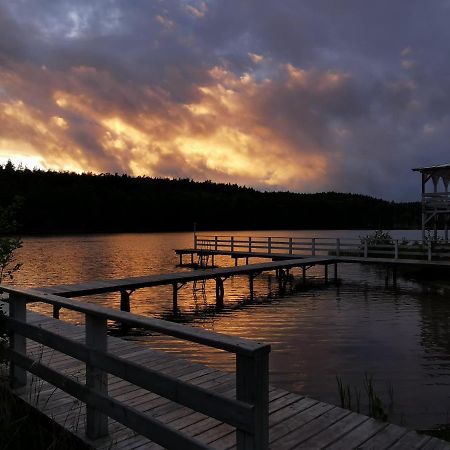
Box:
[0, 162, 420, 234]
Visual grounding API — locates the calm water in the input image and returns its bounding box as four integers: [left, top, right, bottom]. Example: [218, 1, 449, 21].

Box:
[10, 230, 450, 429]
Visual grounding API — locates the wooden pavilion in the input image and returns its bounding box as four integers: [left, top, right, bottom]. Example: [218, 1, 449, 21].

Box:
[413, 164, 450, 241]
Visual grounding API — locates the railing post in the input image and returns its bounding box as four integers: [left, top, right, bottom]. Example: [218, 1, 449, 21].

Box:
[249, 236, 252, 253]
[364, 239, 368, 258]
[231, 236, 235, 252]
[86, 314, 108, 439]
[268, 237, 272, 254]
[236, 348, 270, 450]
[336, 238, 340, 257]
[194, 234, 198, 250]
[215, 235, 218, 251]
[428, 241, 432, 261]
[289, 238, 293, 255]
[312, 238, 316, 256]
[9, 294, 27, 388]
[394, 240, 399, 259]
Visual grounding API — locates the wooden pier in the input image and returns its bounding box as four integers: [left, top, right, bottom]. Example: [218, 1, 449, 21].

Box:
[1, 285, 449, 449]
[2, 233, 450, 448]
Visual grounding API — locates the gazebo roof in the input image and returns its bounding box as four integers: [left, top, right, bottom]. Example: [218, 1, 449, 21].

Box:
[412, 164, 450, 173]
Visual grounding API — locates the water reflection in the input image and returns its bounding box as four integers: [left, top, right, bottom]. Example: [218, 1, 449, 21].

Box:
[11, 230, 450, 428]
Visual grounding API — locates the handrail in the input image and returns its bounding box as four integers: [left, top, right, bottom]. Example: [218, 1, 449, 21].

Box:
[193, 234, 450, 263]
[3, 288, 271, 449]
[1, 286, 268, 356]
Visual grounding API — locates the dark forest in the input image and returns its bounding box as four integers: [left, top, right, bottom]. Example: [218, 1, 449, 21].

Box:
[0, 162, 420, 234]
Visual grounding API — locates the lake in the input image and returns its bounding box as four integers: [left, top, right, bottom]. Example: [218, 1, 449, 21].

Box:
[10, 230, 450, 429]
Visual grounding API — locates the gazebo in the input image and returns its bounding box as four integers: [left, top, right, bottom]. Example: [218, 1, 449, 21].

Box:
[412, 164, 450, 241]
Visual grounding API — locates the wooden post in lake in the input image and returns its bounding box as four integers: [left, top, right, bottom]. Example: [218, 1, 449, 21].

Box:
[324, 264, 328, 284]
[86, 314, 108, 438]
[249, 273, 254, 302]
[120, 290, 131, 313]
[215, 278, 224, 309]
[334, 263, 338, 284]
[302, 266, 306, 286]
[172, 283, 178, 316]
[9, 294, 27, 388]
[52, 304, 61, 319]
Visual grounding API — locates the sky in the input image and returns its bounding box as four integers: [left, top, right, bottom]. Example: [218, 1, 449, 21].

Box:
[1, 1, 450, 200]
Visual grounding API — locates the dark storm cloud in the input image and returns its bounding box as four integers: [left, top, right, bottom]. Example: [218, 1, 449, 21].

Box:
[1, 0, 450, 199]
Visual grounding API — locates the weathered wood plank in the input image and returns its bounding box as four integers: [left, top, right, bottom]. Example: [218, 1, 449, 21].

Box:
[297, 411, 369, 448]
[359, 423, 409, 449]
[325, 418, 389, 450]
[388, 430, 432, 449]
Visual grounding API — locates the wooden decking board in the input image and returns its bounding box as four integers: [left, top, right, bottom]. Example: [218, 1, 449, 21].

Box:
[388, 431, 432, 449]
[325, 418, 389, 450]
[296, 411, 369, 448]
[269, 406, 352, 450]
[11, 312, 450, 449]
[268, 402, 336, 445]
[421, 439, 450, 450]
[207, 396, 319, 450]
[358, 423, 410, 449]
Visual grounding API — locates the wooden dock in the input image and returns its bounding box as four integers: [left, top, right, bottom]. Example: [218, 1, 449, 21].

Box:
[3, 233, 450, 448]
[4, 305, 449, 449]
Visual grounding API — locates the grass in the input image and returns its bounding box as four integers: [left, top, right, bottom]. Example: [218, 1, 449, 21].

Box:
[0, 380, 86, 450]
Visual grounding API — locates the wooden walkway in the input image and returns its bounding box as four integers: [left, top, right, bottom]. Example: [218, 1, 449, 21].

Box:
[19, 311, 450, 449]
[37, 256, 333, 298]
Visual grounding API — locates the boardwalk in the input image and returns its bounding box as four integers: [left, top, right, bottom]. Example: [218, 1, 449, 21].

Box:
[13, 310, 450, 449]
[3, 235, 450, 449]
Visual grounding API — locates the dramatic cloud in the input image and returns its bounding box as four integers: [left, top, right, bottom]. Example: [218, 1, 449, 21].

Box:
[1, 1, 450, 199]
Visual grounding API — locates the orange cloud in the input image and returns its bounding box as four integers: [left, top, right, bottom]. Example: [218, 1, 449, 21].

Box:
[0, 59, 339, 191]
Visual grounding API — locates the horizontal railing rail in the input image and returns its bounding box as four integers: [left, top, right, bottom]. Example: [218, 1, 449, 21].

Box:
[1, 287, 270, 450]
[194, 235, 450, 262]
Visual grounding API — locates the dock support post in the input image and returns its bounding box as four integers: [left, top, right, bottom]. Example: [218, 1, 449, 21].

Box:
[428, 241, 432, 261]
[179, 253, 183, 266]
[393, 266, 397, 287]
[334, 263, 338, 284]
[86, 314, 108, 439]
[235, 258, 239, 267]
[364, 239, 368, 258]
[394, 240, 399, 259]
[312, 238, 316, 256]
[249, 273, 254, 302]
[120, 290, 131, 313]
[9, 294, 27, 389]
[52, 304, 61, 319]
[236, 349, 270, 450]
[172, 283, 178, 316]
[324, 264, 328, 284]
[215, 278, 224, 309]
[211, 254, 215, 267]
[278, 269, 284, 292]
[191, 253, 194, 265]
[302, 266, 306, 286]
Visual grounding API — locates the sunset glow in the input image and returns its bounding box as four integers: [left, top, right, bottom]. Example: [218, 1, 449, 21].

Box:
[1, 1, 450, 198]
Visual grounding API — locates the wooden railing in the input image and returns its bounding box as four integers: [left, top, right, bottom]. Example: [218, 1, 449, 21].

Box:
[1, 286, 270, 450]
[422, 192, 450, 210]
[194, 234, 450, 262]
